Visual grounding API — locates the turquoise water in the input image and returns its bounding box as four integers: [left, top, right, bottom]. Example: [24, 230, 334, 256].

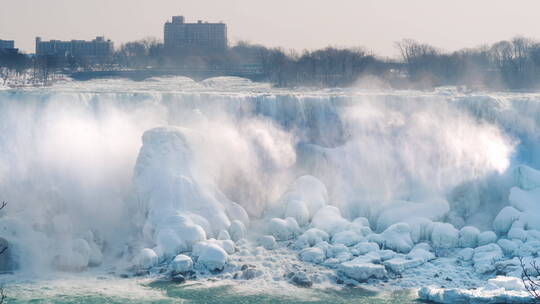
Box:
[6, 281, 419, 304]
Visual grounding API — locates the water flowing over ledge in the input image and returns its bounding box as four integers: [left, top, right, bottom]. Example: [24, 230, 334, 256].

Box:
[1, 77, 540, 302]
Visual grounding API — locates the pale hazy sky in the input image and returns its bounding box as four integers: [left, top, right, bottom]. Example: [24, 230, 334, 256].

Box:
[1, 0, 539, 57]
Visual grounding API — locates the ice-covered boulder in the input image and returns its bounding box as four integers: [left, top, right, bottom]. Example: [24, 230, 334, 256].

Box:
[407, 217, 434, 243]
[257, 235, 276, 250]
[172, 254, 193, 273]
[458, 226, 479, 248]
[299, 247, 325, 264]
[229, 220, 246, 242]
[473, 243, 503, 274]
[268, 218, 296, 241]
[493, 207, 522, 235]
[478, 231, 498, 246]
[457, 247, 474, 261]
[217, 229, 231, 240]
[431, 222, 459, 249]
[508, 227, 528, 242]
[154, 214, 207, 257]
[285, 199, 310, 226]
[381, 223, 414, 253]
[331, 230, 364, 247]
[193, 242, 228, 271]
[295, 228, 329, 249]
[134, 248, 158, 269]
[339, 257, 387, 282]
[310, 206, 350, 235]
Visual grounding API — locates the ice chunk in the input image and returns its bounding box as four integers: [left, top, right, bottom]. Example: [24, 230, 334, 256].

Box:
[299, 247, 325, 264]
[172, 254, 193, 273]
[458, 226, 479, 248]
[331, 230, 364, 247]
[478, 231, 497, 246]
[381, 223, 414, 253]
[473, 243, 503, 274]
[431, 222, 459, 249]
[339, 257, 387, 282]
[493, 206, 522, 235]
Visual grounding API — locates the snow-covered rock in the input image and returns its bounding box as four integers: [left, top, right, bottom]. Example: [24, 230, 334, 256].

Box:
[497, 239, 519, 256]
[431, 222, 459, 249]
[381, 223, 414, 253]
[458, 226, 479, 248]
[375, 199, 449, 231]
[299, 247, 326, 264]
[172, 254, 193, 273]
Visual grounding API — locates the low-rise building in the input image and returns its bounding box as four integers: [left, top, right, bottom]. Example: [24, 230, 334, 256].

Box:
[35, 36, 113, 58]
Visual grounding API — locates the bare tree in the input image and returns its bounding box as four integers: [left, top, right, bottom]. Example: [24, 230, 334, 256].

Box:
[519, 257, 540, 300]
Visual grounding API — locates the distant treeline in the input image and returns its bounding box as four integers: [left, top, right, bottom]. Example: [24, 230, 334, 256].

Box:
[4, 36, 540, 89]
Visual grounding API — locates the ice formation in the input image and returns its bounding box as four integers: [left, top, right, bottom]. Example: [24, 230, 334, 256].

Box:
[1, 79, 540, 301]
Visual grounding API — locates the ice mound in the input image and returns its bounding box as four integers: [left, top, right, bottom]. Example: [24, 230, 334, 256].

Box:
[133, 127, 250, 258]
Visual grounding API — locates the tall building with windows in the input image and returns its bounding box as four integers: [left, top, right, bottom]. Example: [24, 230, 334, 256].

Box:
[35, 36, 113, 58]
[0, 39, 15, 50]
[164, 16, 227, 51]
